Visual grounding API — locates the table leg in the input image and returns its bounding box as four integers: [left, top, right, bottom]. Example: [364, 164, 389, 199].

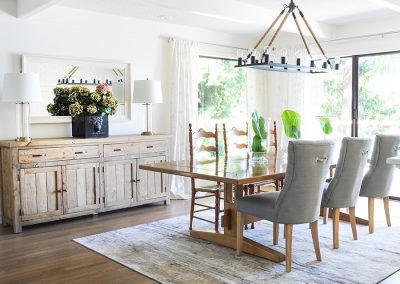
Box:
[190, 182, 285, 263]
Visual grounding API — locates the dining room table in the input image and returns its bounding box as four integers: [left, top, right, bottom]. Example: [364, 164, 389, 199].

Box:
[140, 153, 288, 262]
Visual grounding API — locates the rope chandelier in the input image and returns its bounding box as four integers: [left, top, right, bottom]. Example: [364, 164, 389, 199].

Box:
[236, 0, 339, 74]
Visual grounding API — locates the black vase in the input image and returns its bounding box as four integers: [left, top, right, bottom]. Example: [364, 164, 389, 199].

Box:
[72, 115, 109, 138]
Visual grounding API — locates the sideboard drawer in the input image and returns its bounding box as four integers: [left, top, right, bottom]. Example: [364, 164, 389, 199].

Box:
[140, 141, 167, 154]
[104, 143, 140, 157]
[19, 146, 100, 163]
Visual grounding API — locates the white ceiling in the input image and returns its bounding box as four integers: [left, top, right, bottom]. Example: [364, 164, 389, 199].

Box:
[54, 0, 400, 39]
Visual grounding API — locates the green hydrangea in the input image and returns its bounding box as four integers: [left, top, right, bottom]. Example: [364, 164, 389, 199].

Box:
[53, 87, 64, 95]
[69, 102, 83, 117]
[103, 96, 117, 108]
[47, 103, 54, 114]
[90, 93, 101, 102]
[87, 104, 97, 114]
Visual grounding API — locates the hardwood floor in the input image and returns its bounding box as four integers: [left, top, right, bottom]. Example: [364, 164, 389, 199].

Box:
[1, 198, 399, 283]
[0, 200, 190, 284]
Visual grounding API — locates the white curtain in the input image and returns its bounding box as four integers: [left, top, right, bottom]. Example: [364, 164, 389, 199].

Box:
[169, 39, 200, 199]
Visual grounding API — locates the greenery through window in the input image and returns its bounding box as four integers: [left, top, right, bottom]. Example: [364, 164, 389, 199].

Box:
[357, 53, 400, 137]
[198, 57, 247, 123]
[197, 56, 247, 156]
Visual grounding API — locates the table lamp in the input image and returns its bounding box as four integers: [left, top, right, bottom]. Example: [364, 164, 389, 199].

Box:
[133, 79, 163, 135]
[2, 73, 41, 142]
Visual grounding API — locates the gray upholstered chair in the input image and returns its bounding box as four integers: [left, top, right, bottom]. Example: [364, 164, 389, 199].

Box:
[321, 137, 371, 249]
[236, 140, 335, 272]
[359, 135, 400, 234]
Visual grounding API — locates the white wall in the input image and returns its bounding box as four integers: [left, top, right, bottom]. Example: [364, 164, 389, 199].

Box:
[0, 4, 254, 140]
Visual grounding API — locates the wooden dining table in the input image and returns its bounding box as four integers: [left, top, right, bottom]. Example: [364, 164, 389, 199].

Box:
[139, 153, 288, 263]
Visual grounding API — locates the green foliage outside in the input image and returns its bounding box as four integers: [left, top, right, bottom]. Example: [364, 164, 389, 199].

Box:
[198, 58, 246, 119]
[281, 109, 301, 139]
[321, 56, 399, 136]
[251, 112, 268, 152]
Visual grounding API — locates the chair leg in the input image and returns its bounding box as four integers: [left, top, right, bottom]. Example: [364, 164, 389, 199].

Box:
[349, 207, 357, 240]
[214, 191, 220, 233]
[284, 224, 287, 239]
[275, 180, 279, 191]
[333, 208, 340, 249]
[285, 224, 293, 272]
[383, 197, 391, 227]
[236, 212, 244, 256]
[322, 207, 327, 224]
[368, 197, 375, 234]
[249, 185, 255, 229]
[273, 223, 279, 245]
[244, 186, 248, 230]
[310, 221, 321, 261]
[189, 185, 195, 230]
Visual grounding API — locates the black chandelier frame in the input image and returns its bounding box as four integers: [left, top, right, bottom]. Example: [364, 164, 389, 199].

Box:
[235, 0, 339, 74]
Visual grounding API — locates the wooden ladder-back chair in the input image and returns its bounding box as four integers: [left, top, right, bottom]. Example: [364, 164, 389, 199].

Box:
[189, 123, 223, 233]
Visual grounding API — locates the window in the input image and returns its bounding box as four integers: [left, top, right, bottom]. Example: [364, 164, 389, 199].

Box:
[357, 53, 400, 137]
[198, 56, 247, 130]
[304, 57, 353, 158]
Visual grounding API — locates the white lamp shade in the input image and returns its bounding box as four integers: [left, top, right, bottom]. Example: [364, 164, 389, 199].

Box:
[133, 80, 163, 104]
[2, 73, 41, 103]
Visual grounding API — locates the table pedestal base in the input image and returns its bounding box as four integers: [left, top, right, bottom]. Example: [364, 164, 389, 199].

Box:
[320, 208, 369, 225]
[190, 230, 285, 263]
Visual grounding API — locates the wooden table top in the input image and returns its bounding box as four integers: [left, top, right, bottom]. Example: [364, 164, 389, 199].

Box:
[139, 154, 287, 185]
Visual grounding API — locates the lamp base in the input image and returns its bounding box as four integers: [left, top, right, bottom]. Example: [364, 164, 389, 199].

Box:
[15, 137, 32, 142]
[141, 131, 154, 136]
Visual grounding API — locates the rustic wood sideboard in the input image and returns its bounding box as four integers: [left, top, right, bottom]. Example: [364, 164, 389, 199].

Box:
[0, 135, 170, 233]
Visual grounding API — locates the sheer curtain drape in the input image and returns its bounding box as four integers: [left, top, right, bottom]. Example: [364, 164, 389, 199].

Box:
[169, 39, 200, 199]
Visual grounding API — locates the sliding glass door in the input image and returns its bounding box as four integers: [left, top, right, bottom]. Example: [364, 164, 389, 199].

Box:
[357, 52, 400, 137]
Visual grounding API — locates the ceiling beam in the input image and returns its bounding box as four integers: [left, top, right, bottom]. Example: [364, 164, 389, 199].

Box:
[17, 0, 61, 18]
[367, 0, 400, 12]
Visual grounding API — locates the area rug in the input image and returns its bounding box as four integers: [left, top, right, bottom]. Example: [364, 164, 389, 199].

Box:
[74, 211, 400, 284]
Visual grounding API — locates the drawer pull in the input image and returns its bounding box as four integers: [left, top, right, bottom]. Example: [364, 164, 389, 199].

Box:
[136, 179, 140, 182]
[74, 151, 86, 155]
[32, 154, 46, 158]
[114, 149, 122, 152]
[146, 146, 154, 149]
[131, 180, 136, 183]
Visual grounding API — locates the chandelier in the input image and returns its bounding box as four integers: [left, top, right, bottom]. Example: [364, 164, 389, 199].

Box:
[236, 0, 339, 74]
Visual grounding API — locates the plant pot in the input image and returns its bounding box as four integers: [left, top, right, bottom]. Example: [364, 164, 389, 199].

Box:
[72, 115, 109, 138]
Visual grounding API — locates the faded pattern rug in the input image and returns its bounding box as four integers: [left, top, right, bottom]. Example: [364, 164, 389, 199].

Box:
[74, 208, 400, 284]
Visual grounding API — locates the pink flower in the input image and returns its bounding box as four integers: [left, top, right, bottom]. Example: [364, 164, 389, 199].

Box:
[96, 83, 109, 95]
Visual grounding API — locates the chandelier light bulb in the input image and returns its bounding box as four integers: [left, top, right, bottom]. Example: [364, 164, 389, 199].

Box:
[280, 48, 288, 57]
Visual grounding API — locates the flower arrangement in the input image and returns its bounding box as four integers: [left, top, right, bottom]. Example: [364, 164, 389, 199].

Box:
[47, 83, 119, 117]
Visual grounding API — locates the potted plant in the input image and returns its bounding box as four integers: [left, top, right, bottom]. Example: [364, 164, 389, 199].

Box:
[250, 111, 269, 163]
[47, 83, 119, 138]
[281, 109, 301, 140]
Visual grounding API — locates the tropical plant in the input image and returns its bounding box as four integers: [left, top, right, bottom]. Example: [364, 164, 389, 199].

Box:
[281, 109, 301, 139]
[251, 111, 268, 152]
[318, 116, 333, 135]
[47, 83, 119, 117]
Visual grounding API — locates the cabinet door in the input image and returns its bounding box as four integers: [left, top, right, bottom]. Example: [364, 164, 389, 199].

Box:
[104, 159, 136, 209]
[62, 163, 100, 214]
[137, 156, 166, 201]
[20, 166, 63, 221]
